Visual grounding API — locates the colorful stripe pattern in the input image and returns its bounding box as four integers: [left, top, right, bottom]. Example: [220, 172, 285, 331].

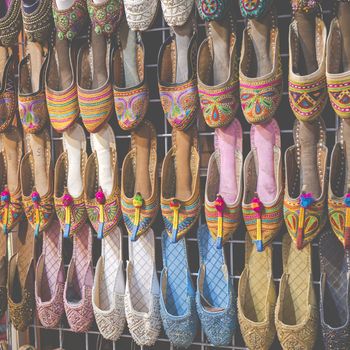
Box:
[78, 83, 113, 133]
[289, 76, 327, 122]
[327, 76, 350, 119]
[46, 84, 79, 132]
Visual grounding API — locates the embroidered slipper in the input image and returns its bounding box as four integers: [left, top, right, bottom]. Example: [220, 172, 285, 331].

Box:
[195, 0, 228, 22]
[161, 126, 200, 242]
[35, 219, 65, 328]
[0, 127, 23, 235]
[196, 224, 235, 346]
[64, 223, 94, 333]
[239, 0, 273, 20]
[0, 47, 16, 133]
[93, 226, 125, 341]
[319, 230, 350, 349]
[197, 24, 239, 129]
[21, 129, 54, 237]
[160, 0, 194, 27]
[84, 124, 122, 239]
[160, 230, 198, 348]
[0, 223, 7, 319]
[289, 14, 327, 122]
[242, 119, 283, 251]
[8, 221, 35, 331]
[18, 42, 49, 134]
[158, 31, 199, 131]
[284, 118, 328, 249]
[125, 228, 161, 346]
[239, 7, 282, 125]
[124, 0, 159, 31]
[205, 119, 243, 248]
[113, 22, 149, 131]
[0, 0, 21, 47]
[55, 123, 87, 238]
[275, 233, 318, 350]
[238, 234, 276, 350]
[121, 120, 158, 241]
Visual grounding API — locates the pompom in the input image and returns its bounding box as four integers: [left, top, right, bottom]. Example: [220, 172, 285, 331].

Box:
[170, 199, 180, 209]
[1, 190, 10, 203]
[63, 193, 73, 207]
[251, 196, 263, 213]
[31, 191, 40, 203]
[344, 193, 350, 207]
[214, 195, 225, 213]
[133, 192, 143, 208]
[95, 187, 106, 205]
[299, 192, 315, 208]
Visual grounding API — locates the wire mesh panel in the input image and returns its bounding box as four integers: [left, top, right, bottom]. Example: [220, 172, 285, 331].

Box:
[15, 1, 338, 349]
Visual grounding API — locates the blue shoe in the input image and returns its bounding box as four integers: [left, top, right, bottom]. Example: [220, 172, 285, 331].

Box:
[160, 231, 198, 348]
[196, 224, 236, 346]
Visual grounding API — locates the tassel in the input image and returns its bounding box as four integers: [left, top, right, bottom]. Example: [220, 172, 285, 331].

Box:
[344, 194, 350, 249]
[297, 192, 315, 250]
[252, 196, 263, 252]
[95, 187, 106, 239]
[1, 189, 10, 235]
[31, 191, 40, 238]
[63, 194, 73, 238]
[215, 195, 225, 249]
[170, 200, 181, 243]
[131, 192, 143, 241]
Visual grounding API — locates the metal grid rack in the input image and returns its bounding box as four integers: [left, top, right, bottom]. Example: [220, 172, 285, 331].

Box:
[7, 1, 337, 349]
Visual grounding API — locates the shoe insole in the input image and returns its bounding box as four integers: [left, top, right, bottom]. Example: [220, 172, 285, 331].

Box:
[0, 47, 8, 84]
[26, 42, 44, 94]
[91, 30, 108, 89]
[63, 124, 85, 198]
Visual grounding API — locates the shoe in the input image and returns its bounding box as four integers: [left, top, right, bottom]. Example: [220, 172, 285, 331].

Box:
[275, 233, 318, 350]
[160, 231, 198, 348]
[35, 219, 65, 328]
[0, 0, 21, 47]
[0, 226, 7, 319]
[238, 234, 276, 350]
[124, 0, 159, 31]
[196, 224, 236, 346]
[195, 0, 228, 22]
[284, 119, 328, 249]
[160, 0, 194, 27]
[239, 0, 273, 19]
[319, 230, 350, 350]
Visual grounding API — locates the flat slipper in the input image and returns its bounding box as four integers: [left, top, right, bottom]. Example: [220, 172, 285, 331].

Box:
[195, 0, 228, 22]
[55, 123, 87, 238]
[93, 226, 125, 341]
[160, 230, 198, 348]
[238, 234, 276, 350]
[0, 0, 21, 47]
[160, 0, 194, 27]
[64, 223, 94, 333]
[121, 120, 158, 241]
[242, 119, 283, 251]
[84, 124, 122, 239]
[275, 233, 318, 350]
[35, 219, 65, 328]
[0, 127, 23, 235]
[239, 0, 273, 20]
[8, 221, 35, 331]
[124, 0, 159, 31]
[319, 230, 350, 349]
[125, 229, 161, 346]
[196, 224, 236, 346]
[205, 119, 243, 248]
[284, 118, 328, 249]
[21, 129, 54, 237]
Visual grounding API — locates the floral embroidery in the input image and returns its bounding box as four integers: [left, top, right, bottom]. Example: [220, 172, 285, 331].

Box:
[239, 0, 273, 19]
[195, 0, 227, 21]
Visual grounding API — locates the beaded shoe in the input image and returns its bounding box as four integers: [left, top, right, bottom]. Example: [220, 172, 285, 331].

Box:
[0, 0, 21, 47]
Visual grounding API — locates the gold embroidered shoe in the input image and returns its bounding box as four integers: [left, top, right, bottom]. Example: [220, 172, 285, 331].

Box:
[121, 121, 159, 241]
[326, 17, 350, 119]
[284, 119, 328, 249]
[158, 31, 199, 131]
[0, 0, 21, 47]
[20, 130, 54, 237]
[84, 124, 122, 239]
[289, 16, 327, 122]
[161, 126, 200, 242]
[0, 127, 23, 235]
[197, 32, 239, 128]
[239, 17, 282, 125]
[275, 233, 318, 350]
[54, 124, 87, 238]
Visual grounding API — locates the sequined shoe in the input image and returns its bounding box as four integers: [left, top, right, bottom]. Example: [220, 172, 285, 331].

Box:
[0, 127, 23, 235]
[0, 0, 21, 47]
[54, 124, 87, 238]
[205, 119, 243, 248]
[242, 119, 283, 251]
[275, 233, 318, 350]
[161, 126, 200, 242]
[124, 0, 159, 31]
[84, 124, 122, 239]
[284, 119, 328, 249]
[158, 31, 199, 131]
[289, 15, 327, 122]
[238, 234, 276, 350]
[113, 27, 149, 131]
[21, 130, 54, 237]
[8, 221, 35, 331]
[121, 121, 158, 241]
[160, 0, 194, 27]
